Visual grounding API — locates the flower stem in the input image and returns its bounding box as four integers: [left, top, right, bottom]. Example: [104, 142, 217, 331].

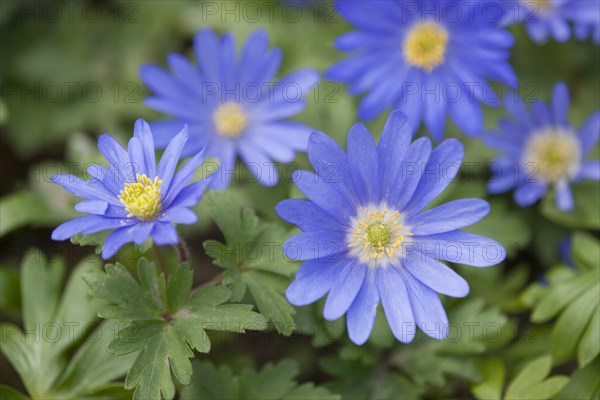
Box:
[152, 244, 168, 277]
[175, 240, 189, 263]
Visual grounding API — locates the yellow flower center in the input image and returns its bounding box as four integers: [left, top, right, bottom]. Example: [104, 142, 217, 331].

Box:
[213, 102, 248, 138]
[403, 22, 449, 72]
[118, 173, 163, 221]
[348, 206, 412, 267]
[523, 128, 581, 184]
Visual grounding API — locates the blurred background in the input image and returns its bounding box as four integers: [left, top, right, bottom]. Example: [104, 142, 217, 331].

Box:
[1, 1, 599, 398]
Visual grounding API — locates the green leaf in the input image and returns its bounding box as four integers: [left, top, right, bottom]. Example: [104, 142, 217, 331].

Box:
[180, 360, 340, 400]
[504, 356, 568, 400]
[540, 181, 600, 229]
[86, 258, 267, 400]
[204, 190, 297, 335]
[471, 359, 505, 400]
[0, 249, 132, 399]
[556, 356, 600, 400]
[571, 231, 600, 271]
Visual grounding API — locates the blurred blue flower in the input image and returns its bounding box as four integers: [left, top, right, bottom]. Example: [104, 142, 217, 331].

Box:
[51, 119, 210, 259]
[140, 28, 319, 189]
[500, 0, 600, 44]
[484, 82, 600, 211]
[276, 111, 506, 345]
[326, 0, 517, 140]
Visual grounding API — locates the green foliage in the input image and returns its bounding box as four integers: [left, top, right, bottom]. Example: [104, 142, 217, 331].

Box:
[540, 182, 600, 229]
[84, 258, 268, 400]
[523, 233, 600, 367]
[204, 190, 297, 335]
[504, 356, 569, 400]
[0, 249, 134, 399]
[180, 359, 340, 400]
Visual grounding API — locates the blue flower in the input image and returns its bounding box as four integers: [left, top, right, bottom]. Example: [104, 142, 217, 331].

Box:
[276, 111, 506, 345]
[140, 28, 319, 189]
[326, 0, 517, 140]
[51, 119, 211, 259]
[484, 82, 600, 211]
[499, 0, 600, 44]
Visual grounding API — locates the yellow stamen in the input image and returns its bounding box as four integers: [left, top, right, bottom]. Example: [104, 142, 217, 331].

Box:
[118, 173, 163, 220]
[213, 102, 248, 138]
[523, 128, 581, 184]
[403, 22, 449, 72]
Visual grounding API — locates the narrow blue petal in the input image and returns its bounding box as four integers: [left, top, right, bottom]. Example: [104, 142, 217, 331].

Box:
[168, 179, 211, 209]
[275, 199, 346, 232]
[148, 120, 187, 150]
[74, 201, 108, 215]
[378, 111, 412, 203]
[514, 182, 547, 207]
[347, 123, 380, 204]
[97, 134, 130, 168]
[52, 215, 128, 240]
[404, 138, 464, 215]
[193, 29, 221, 82]
[412, 230, 506, 267]
[401, 269, 449, 340]
[51, 174, 118, 204]
[151, 222, 179, 245]
[283, 231, 347, 261]
[389, 137, 432, 209]
[408, 199, 490, 235]
[157, 126, 188, 192]
[555, 180, 574, 211]
[159, 207, 197, 224]
[238, 143, 279, 186]
[323, 260, 366, 320]
[101, 222, 153, 259]
[127, 137, 146, 177]
[163, 149, 206, 207]
[133, 119, 156, 177]
[346, 270, 379, 345]
[578, 111, 600, 154]
[403, 254, 470, 298]
[377, 267, 416, 343]
[579, 160, 600, 180]
[552, 82, 570, 127]
[286, 259, 346, 306]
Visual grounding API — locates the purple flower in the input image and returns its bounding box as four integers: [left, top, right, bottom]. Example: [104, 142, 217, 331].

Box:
[140, 28, 319, 188]
[51, 119, 211, 259]
[326, 0, 517, 140]
[277, 111, 506, 345]
[484, 82, 600, 211]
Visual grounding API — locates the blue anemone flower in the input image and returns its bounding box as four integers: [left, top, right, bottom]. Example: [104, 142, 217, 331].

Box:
[500, 0, 600, 44]
[276, 111, 506, 345]
[326, 0, 517, 140]
[139, 28, 319, 189]
[51, 119, 211, 259]
[484, 82, 600, 211]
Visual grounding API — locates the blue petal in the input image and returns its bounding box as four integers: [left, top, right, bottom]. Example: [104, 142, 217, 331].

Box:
[51, 174, 118, 204]
[292, 170, 356, 225]
[157, 126, 188, 192]
[323, 260, 366, 320]
[578, 111, 600, 154]
[579, 160, 600, 180]
[346, 270, 379, 345]
[127, 137, 146, 177]
[377, 267, 416, 343]
[377, 111, 412, 203]
[101, 222, 154, 259]
[449, 96, 483, 137]
[514, 182, 547, 207]
[308, 132, 358, 204]
[151, 222, 179, 245]
[52, 215, 132, 240]
[401, 269, 449, 340]
[412, 230, 506, 267]
[347, 123, 380, 204]
[286, 259, 346, 306]
[133, 119, 157, 177]
[163, 149, 206, 207]
[283, 231, 347, 261]
[552, 82, 570, 127]
[148, 120, 187, 150]
[555, 180, 574, 211]
[74, 200, 108, 215]
[238, 143, 279, 186]
[408, 199, 490, 235]
[193, 29, 221, 82]
[275, 199, 346, 232]
[404, 138, 464, 214]
[159, 207, 197, 224]
[97, 134, 130, 168]
[389, 137, 432, 209]
[403, 253, 470, 298]
[168, 179, 211, 209]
